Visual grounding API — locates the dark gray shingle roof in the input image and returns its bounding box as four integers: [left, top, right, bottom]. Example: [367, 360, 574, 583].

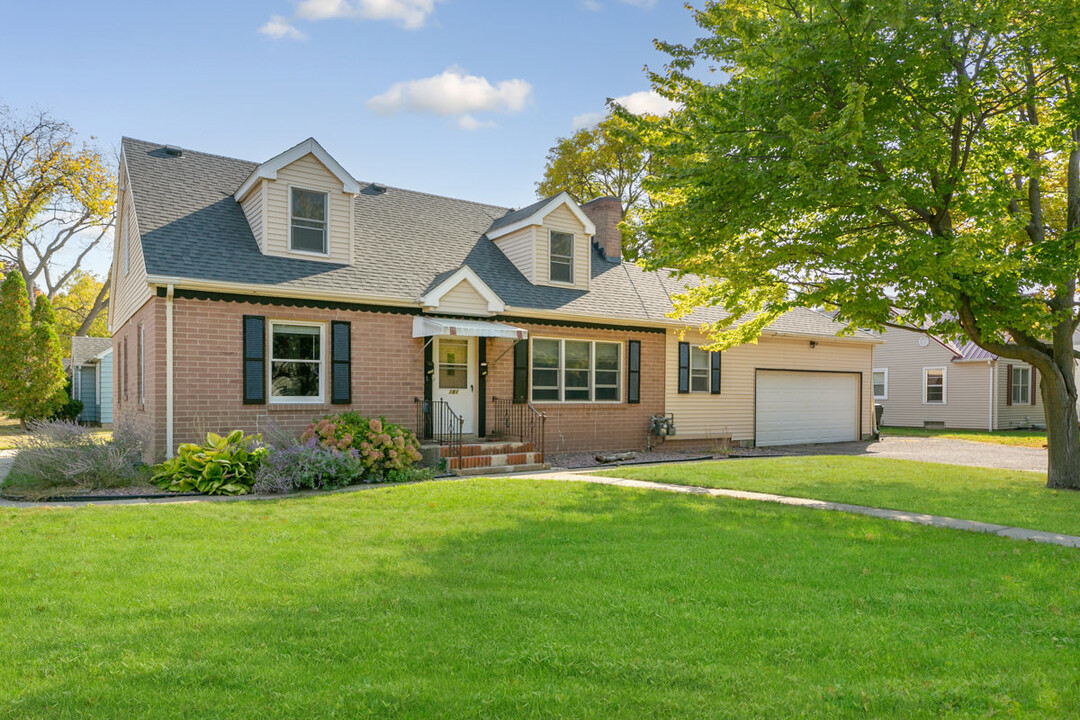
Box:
[122, 137, 870, 339]
[71, 336, 113, 366]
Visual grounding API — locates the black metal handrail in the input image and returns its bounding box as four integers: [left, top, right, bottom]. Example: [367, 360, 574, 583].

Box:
[414, 398, 463, 466]
[491, 396, 546, 463]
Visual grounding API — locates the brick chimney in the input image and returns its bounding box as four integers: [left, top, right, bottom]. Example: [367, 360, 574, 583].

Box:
[581, 196, 623, 261]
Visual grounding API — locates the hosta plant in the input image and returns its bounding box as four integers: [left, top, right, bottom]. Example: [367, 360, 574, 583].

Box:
[152, 430, 268, 495]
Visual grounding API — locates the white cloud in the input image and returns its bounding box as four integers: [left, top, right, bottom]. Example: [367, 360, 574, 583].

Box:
[457, 115, 494, 131]
[295, 0, 438, 29]
[619, 0, 657, 7]
[583, 0, 602, 10]
[367, 68, 532, 129]
[611, 90, 679, 116]
[571, 90, 680, 130]
[572, 112, 605, 130]
[258, 14, 307, 40]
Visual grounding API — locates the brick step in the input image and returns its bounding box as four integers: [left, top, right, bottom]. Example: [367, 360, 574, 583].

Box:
[447, 452, 543, 471]
[454, 463, 551, 477]
[441, 441, 534, 458]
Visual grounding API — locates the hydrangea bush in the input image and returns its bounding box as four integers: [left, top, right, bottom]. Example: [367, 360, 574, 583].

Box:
[301, 411, 423, 482]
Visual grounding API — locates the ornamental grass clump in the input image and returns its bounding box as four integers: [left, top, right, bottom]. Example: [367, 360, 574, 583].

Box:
[2, 418, 150, 500]
[301, 412, 423, 482]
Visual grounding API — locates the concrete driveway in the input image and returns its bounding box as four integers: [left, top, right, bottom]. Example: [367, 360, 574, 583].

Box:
[776, 436, 1047, 474]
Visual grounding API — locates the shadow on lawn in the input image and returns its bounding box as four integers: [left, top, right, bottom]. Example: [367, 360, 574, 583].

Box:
[5, 481, 1080, 718]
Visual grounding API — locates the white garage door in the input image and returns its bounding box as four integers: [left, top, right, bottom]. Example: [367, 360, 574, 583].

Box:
[756, 371, 859, 447]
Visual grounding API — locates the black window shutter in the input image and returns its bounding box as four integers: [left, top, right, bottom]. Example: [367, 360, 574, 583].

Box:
[243, 315, 266, 404]
[710, 351, 722, 394]
[330, 321, 351, 404]
[513, 340, 529, 403]
[678, 341, 690, 394]
[627, 340, 641, 404]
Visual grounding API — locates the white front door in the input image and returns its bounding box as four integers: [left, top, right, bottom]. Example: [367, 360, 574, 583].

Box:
[434, 336, 477, 434]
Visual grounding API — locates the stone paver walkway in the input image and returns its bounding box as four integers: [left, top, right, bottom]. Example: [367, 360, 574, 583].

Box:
[517, 469, 1080, 549]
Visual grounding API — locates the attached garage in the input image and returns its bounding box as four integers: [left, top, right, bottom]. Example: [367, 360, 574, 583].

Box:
[755, 370, 861, 447]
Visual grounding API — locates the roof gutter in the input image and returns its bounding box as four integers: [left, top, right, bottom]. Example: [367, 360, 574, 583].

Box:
[144, 275, 418, 309]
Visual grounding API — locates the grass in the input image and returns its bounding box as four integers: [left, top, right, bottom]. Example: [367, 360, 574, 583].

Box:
[594, 456, 1080, 535]
[0, 415, 110, 451]
[881, 425, 1047, 448]
[3, 479, 1080, 718]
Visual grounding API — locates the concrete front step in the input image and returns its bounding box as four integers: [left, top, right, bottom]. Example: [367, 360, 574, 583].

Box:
[441, 441, 534, 459]
[447, 452, 544, 471]
[454, 463, 551, 477]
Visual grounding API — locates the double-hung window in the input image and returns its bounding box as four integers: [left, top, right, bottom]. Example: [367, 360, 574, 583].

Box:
[530, 338, 621, 402]
[923, 367, 946, 404]
[290, 188, 328, 254]
[690, 347, 710, 392]
[269, 321, 324, 402]
[1011, 366, 1031, 405]
[549, 231, 574, 284]
[873, 368, 888, 400]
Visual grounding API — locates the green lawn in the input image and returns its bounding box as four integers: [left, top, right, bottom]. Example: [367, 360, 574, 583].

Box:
[881, 425, 1047, 448]
[3, 479, 1080, 718]
[595, 456, 1080, 535]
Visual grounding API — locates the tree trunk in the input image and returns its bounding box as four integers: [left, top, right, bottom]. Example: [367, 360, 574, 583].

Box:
[1040, 367, 1080, 489]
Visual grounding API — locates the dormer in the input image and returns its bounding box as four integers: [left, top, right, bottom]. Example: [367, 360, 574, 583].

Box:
[487, 192, 596, 291]
[234, 138, 359, 264]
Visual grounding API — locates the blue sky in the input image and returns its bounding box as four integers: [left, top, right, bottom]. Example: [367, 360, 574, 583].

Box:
[1, 0, 699, 277]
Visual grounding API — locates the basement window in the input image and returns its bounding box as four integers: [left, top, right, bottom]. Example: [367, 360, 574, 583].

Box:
[290, 188, 328, 254]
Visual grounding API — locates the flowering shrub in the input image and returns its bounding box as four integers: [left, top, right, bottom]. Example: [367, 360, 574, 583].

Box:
[301, 412, 423, 481]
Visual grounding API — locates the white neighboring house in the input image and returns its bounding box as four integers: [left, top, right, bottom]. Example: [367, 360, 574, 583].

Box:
[69, 336, 113, 426]
[872, 326, 1046, 430]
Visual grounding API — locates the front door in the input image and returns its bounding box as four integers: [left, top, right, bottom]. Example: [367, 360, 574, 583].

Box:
[433, 336, 476, 434]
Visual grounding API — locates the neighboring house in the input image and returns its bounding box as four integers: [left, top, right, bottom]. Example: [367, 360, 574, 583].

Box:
[108, 137, 879, 462]
[872, 326, 1044, 430]
[69, 336, 114, 425]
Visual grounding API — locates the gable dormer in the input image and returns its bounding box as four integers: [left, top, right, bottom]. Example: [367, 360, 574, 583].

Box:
[234, 138, 359, 264]
[487, 192, 596, 291]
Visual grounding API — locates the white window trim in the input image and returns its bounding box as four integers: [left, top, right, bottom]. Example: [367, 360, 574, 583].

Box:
[1012, 366, 1031, 405]
[923, 366, 947, 405]
[268, 319, 326, 404]
[548, 230, 575, 286]
[873, 367, 888, 400]
[529, 336, 622, 404]
[689, 345, 712, 393]
[288, 185, 330, 257]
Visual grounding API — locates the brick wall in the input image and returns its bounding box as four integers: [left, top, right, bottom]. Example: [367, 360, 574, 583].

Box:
[485, 322, 665, 452]
[115, 295, 666, 459]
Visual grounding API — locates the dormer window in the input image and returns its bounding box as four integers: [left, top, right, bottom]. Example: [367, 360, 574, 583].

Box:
[290, 187, 328, 254]
[549, 231, 574, 284]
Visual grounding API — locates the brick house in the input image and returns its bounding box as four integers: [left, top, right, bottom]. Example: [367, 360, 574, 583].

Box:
[109, 137, 879, 464]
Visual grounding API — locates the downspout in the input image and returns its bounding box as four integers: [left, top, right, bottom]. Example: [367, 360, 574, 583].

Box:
[988, 360, 995, 432]
[166, 284, 175, 458]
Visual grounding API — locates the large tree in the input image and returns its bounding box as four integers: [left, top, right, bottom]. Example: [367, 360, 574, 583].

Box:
[51, 270, 109, 354]
[632, 0, 1080, 486]
[0, 105, 114, 331]
[537, 113, 658, 259]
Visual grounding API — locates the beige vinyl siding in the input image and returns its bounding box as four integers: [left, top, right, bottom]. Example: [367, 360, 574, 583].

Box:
[108, 156, 153, 334]
[537, 205, 590, 291]
[239, 181, 265, 251]
[263, 154, 353, 264]
[493, 225, 535, 282]
[995, 360, 1045, 429]
[872, 327, 993, 429]
[665, 330, 874, 443]
[436, 280, 491, 316]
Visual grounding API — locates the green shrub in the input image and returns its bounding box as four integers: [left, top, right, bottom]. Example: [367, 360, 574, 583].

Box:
[301, 412, 423, 482]
[152, 430, 268, 495]
[49, 379, 83, 422]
